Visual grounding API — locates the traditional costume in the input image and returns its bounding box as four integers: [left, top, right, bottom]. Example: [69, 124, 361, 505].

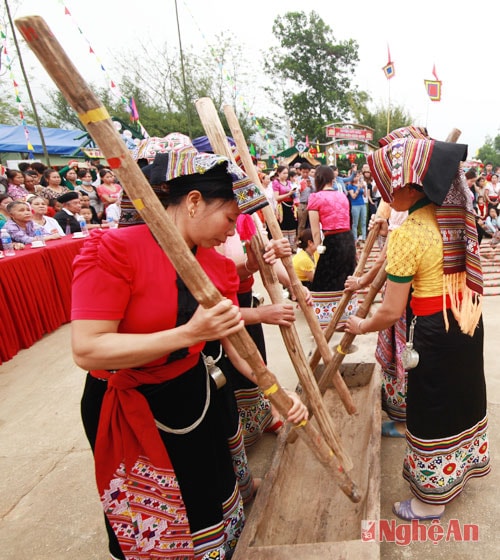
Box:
[75, 147, 267, 559]
[369, 135, 490, 505]
[307, 186, 358, 330]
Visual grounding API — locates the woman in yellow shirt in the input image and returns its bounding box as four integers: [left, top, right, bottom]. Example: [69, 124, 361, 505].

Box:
[346, 136, 489, 521]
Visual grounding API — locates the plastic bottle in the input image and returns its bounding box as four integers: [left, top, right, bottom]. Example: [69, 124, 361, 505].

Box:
[106, 216, 118, 229]
[33, 226, 46, 246]
[65, 219, 72, 236]
[1, 228, 16, 256]
[79, 219, 89, 236]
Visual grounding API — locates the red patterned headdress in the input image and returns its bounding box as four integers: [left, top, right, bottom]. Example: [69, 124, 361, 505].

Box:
[368, 135, 482, 335]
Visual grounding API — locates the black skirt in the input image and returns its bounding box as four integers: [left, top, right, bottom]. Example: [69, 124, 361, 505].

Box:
[406, 310, 486, 439]
[81, 360, 240, 557]
[402, 309, 490, 504]
[279, 200, 297, 230]
[311, 231, 356, 292]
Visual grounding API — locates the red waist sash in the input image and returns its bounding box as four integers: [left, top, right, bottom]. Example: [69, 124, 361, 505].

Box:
[411, 294, 461, 316]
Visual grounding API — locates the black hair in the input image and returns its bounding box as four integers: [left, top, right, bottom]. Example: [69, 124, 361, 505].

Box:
[30, 162, 47, 174]
[314, 165, 334, 191]
[0, 192, 13, 204]
[77, 168, 92, 179]
[297, 228, 313, 249]
[99, 168, 114, 179]
[43, 168, 59, 180]
[6, 169, 23, 181]
[18, 162, 31, 172]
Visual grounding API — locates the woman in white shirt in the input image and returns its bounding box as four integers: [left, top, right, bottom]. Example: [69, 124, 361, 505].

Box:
[28, 195, 65, 236]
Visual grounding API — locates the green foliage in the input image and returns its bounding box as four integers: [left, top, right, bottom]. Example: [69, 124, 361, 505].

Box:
[0, 96, 21, 125]
[265, 11, 361, 140]
[352, 103, 413, 145]
[40, 89, 89, 130]
[109, 35, 259, 141]
[8, 32, 262, 149]
[477, 136, 500, 167]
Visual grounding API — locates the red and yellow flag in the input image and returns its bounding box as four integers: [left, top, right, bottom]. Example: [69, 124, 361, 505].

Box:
[424, 64, 442, 102]
[382, 46, 395, 80]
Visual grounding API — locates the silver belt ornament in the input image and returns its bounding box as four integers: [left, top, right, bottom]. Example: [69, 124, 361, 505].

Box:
[154, 351, 226, 435]
[401, 316, 420, 370]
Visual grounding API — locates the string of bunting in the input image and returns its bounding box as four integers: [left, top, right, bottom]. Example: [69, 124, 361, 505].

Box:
[0, 24, 35, 157]
[57, 0, 149, 138]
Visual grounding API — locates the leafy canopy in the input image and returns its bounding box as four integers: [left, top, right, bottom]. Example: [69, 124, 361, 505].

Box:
[265, 11, 360, 140]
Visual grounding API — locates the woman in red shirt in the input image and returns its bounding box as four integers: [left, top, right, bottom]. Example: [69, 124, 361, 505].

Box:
[73, 148, 307, 560]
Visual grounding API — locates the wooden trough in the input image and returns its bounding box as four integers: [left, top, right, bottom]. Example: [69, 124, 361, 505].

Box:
[234, 362, 381, 560]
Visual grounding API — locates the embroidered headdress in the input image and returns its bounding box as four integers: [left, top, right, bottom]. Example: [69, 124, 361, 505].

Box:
[120, 137, 268, 226]
[368, 132, 482, 335]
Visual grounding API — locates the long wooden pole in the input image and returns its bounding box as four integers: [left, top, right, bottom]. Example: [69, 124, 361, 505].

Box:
[196, 98, 353, 401]
[16, 15, 360, 501]
[218, 102, 356, 413]
[319, 265, 388, 392]
[309, 201, 391, 372]
[193, 98, 353, 465]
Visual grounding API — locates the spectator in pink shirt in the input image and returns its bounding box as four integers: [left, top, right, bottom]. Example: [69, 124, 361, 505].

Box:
[307, 165, 356, 292]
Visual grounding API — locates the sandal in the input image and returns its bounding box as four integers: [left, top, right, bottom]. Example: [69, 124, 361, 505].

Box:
[393, 498, 444, 521]
[381, 421, 405, 438]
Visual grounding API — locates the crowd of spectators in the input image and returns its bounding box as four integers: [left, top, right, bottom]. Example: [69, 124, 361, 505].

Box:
[0, 159, 121, 251]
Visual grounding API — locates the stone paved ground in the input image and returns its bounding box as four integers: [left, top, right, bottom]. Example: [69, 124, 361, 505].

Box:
[0, 263, 499, 558]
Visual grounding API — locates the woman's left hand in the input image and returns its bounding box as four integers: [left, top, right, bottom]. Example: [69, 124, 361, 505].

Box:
[284, 389, 309, 424]
[289, 285, 312, 305]
[244, 243, 260, 274]
[258, 303, 296, 326]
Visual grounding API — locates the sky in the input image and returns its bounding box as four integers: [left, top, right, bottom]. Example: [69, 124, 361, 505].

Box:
[8, 0, 500, 158]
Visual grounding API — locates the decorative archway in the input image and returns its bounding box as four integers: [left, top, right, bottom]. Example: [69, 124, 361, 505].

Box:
[324, 122, 377, 166]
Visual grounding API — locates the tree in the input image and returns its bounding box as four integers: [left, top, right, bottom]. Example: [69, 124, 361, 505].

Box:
[264, 11, 362, 141]
[477, 136, 500, 168]
[0, 86, 22, 125]
[352, 102, 413, 145]
[111, 34, 262, 142]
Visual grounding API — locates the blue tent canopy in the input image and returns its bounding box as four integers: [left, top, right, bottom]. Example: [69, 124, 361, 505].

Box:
[0, 124, 86, 156]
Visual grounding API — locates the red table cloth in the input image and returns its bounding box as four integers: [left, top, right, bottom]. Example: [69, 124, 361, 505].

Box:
[0, 236, 85, 364]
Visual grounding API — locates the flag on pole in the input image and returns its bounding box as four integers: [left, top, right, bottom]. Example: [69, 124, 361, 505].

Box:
[129, 97, 140, 121]
[424, 64, 442, 101]
[382, 45, 395, 79]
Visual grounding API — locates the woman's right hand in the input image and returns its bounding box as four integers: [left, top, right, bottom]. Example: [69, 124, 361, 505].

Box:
[368, 215, 388, 236]
[258, 303, 295, 326]
[187, 299, 244, 342]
